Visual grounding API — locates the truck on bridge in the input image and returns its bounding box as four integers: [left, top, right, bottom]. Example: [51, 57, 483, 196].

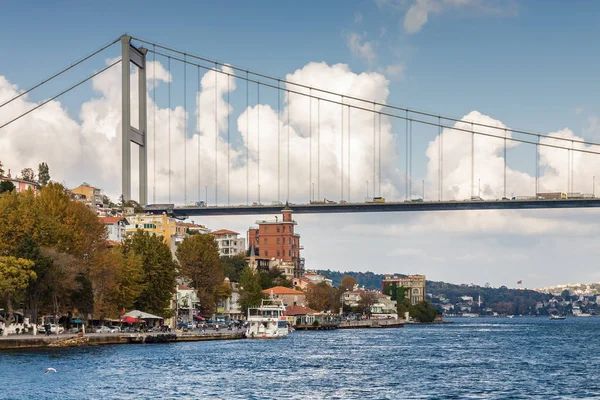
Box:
[365, 197, 386, 203]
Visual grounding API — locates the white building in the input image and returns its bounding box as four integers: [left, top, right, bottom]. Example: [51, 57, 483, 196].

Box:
[304, 271, 333, 286]
[210, 229, 245, 257]
[99, 216, 128, 243]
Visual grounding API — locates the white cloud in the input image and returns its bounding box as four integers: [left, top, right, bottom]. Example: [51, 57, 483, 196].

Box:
[381, 63, 405, 79]
[404, 0, 442, 34]
[346, 33, 377, 65]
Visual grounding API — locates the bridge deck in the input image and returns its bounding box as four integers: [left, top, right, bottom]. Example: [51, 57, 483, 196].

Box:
[145, 199, 600, 217]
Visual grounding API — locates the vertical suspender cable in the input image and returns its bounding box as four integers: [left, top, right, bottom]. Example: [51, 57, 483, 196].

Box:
[184, 55, 187, 205]
[277, 80, 281, 203]
[257, 83, 260, 203]
[378, 112, 382, 197]
[441, 117, 444, 201]
[318, 98, 321, 200]
[373, 103, 376, 199]
[409, 119, 412, 198]
[227, 74, 230, 206]
[348, 105, 351, 201]
[214, 63, 218, 206]
[246, 72, 249, 205]
[504, 129, 507, 199]
[341, 96, 344, 201]
[438, 119, 441, 201]
[536, 135, 540, 194]
[405, 111, 408, 200]
[571, 140, 574, 193]
[471, 123, 474, 198]
[168, 56, 171, 203]
[152, 45, 156, 203]
[197, 66, 201, 203]
[309, 89, 312, 201]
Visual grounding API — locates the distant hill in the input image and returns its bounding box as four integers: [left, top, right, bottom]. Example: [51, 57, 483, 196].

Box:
[315, 269, 551, 306]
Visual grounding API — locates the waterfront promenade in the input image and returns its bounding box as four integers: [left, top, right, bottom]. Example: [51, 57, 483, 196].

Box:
[0, 330, 244, 350]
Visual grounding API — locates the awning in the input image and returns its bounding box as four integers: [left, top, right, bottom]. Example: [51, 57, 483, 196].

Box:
[121, 316, 144, 323]
[122, 310, 164, 320]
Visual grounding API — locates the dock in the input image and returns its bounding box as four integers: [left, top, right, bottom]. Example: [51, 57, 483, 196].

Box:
[0, 331, 244, 350]
[295, 319, 405, 331]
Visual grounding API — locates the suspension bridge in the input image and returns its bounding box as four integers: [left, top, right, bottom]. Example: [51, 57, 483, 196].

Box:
[1, 34, 599, 216]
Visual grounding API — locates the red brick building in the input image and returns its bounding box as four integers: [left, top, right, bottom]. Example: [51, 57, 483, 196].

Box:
[247, 207, 305, 278]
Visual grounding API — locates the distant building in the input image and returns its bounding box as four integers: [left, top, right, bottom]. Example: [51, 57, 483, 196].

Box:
[382, 274, 426, 305]
[176, 221, 210, 236]
[262, 286, 305, 307]
[0, 169, 40, 193]
[247, 207, 305, 278]
[210, 229, 245, 257]
[125, 213, 178, 252]
[304, 271, 333, 287]
[71, 183, 103, 208]
[176, 284, 200, 324]
[99, 216, 128, 243]
[218, 278, 242, 319]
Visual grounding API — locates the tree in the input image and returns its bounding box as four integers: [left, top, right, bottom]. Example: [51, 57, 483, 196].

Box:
[20, 168, 35, 182]
[340, 275, 358, 292]
[0, 181, 15, 194]
[306, 282, 336, 312]
[0, 160, 4, 177]
[176, 234, 225, 315]
[221, 254, 247, 282]
[123, 231, 177, 317]
[409, 301, 439, 323]
[358, 291, 377, 318]
[0, 256, 36, 335]
[16, 236, 52, 324]
[37, 162, 50, 187]
[238, 267, 264, 315]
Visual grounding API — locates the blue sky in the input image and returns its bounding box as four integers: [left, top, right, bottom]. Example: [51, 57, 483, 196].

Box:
[1, 1, 599, 288]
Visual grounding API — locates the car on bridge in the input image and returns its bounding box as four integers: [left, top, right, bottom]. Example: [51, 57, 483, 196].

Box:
[365, 197, 385, 203]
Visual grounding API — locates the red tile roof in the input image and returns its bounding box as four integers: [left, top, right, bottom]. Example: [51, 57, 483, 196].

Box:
[262, 286, 304, 296]
[285, 305, 318, 316]
[99, 216, 124, 224]
[178, 284, 194, 291]
[210, 229, 239, 236]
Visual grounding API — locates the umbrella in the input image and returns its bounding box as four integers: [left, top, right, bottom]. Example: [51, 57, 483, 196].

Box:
[121, 316, 144, 323]
[193, 315, 205, 320]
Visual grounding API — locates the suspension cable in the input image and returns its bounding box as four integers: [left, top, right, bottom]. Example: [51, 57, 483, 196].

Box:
[246, 72, 249, 205]
[168, 56, 172, 204]
[152, 45, 156, 203]
[0, 37, 120, 109]
[214, 62, 218, 206]
[141, 49, 600, 156]
[197, 65, 201, 204]
[184, 54, 187, 205]
[135, 37, 599, 147]
[257, 82, 260, 203]
[0, 60, 121, 131]
[287, 90, 290, 202]
[318, 98, 321, 200]
[277, 80, 281, 202]
[227, 73, 231, 206]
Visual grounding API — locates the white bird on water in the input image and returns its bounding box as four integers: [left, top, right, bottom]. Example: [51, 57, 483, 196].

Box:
[45, 368, 57, 374]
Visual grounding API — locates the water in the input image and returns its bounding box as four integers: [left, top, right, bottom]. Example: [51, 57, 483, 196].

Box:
[2, 317, 600, 399]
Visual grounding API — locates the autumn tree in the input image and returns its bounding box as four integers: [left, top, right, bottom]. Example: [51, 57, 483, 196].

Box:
[0, 160, 4, 177]
[221, 254, 247, 282]
[123, 231, 177, 317]
[340, 275, 358, 292]
[41, 249, 83, 327]
[37, 162, 50, 187]
[16, 236, 53, 323]
[358, 291, 378, 318]
[238, 267, 264, 314]
[0, 256, 36, 335]
[176, 234, 225, 315]
[305, 282, 337, 312]
[20, 168, 35, 182]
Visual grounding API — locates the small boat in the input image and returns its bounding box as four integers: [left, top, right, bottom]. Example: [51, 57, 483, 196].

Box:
[245, 297, 289, 339]
[507, 315, 514, 319]
[549, 315, 566, 320]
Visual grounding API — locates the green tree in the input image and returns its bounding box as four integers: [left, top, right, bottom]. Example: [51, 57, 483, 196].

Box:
[37, 162, 50, 187]
[0, 256, 36, 335]
[176, 234, 225, 315]
[0, 181, 15, 194]
[238, 267, 264, 315]
[16, 236, 53, 323]
[19, 168, 35, 182]
[221, 254, 247, 282]
[409, 301, 439, 323]
[124, 231, 177, 317]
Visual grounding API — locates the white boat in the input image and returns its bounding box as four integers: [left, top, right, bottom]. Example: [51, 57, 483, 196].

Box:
[549, 315, 566, 320]
[574, 313, 592, 317]
[245, 297, 289, 339]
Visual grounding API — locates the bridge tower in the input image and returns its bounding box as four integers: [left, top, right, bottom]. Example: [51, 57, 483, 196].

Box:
[120, 35, 147, 204]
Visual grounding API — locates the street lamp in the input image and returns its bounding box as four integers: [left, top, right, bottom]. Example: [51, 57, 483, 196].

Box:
[204, 186, 208, 206]
[258, 184, 261, 205]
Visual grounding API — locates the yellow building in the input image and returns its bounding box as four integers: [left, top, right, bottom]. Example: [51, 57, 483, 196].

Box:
[71, 183, 103, 205]
[125, 213, 178, 248]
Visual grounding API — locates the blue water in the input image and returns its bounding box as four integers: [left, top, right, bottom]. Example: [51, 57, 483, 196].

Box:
[2, 317, 600, 399]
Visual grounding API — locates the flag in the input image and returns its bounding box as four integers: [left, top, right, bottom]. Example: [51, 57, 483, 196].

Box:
[517, 280, 522, 285]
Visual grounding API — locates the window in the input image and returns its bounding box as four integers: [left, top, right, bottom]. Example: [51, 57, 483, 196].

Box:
[277, 250, 280, 257]
[277, 238, 280, 244]
[277, 226, 280, 233]
[288, 250, 291, 256]
[264, 238, 268, 244]
[265, 226, 268, 233]
[289, 238, 291, 244]
[289, 226, 292, 232]
[265, 250, 269, 257]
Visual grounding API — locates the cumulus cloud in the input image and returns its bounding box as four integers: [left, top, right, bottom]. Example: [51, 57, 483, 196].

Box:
[346, 33, 377, 65]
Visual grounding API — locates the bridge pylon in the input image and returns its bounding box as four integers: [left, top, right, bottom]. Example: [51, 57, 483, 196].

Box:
[121, 35, 147, 205]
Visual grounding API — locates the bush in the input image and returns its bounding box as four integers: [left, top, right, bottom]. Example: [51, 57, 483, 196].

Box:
[312, 320, 319, 327]
[409, 301, 439, 323]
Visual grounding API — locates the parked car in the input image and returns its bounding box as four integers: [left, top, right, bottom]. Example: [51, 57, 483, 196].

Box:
[109, 326, 121, 333]
[49, 324, 65, 334]
[95, 326, 111, 333]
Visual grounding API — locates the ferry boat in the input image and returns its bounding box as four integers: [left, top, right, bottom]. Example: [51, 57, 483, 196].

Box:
[245, 297, 289, 339]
